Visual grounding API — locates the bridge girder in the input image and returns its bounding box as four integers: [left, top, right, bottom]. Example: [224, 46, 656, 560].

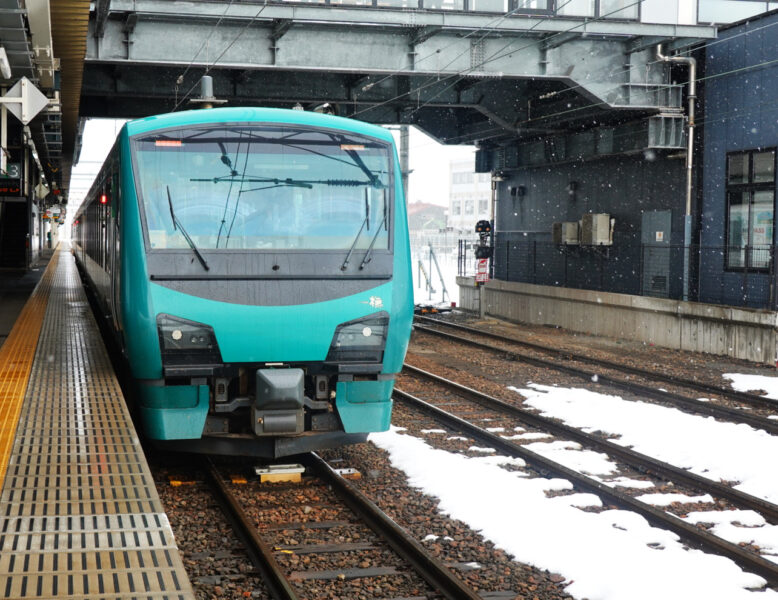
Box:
[83, 0, 716, 146]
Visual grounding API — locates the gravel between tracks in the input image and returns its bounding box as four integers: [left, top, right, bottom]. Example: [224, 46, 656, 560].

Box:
[151, 459, 270, 600]
[319, 440, 575, 600]
[431, 312, 776, 392]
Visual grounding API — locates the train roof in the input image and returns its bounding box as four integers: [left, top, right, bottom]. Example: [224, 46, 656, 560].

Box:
[124, 107, 395, 143]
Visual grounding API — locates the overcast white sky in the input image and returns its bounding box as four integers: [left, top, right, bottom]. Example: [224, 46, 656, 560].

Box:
[68, 118, 475, 215]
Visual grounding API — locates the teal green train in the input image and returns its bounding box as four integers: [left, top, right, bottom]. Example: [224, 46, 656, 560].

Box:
[72, 107, 413, 458]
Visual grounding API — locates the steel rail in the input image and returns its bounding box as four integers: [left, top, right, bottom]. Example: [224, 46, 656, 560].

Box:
[413, 323, 778, 436]
[392, 388, 778, 585]
[303, 452, 482, 600]
[205, 463, 301, 600]
[402, 363, 778, 524]
[415, 315, 778, 412]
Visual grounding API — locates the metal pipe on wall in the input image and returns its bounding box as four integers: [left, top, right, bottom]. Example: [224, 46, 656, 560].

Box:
[657, 44, 696, 301]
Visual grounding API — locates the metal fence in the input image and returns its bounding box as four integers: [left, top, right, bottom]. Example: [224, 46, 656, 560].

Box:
[458, 240, 778, 310]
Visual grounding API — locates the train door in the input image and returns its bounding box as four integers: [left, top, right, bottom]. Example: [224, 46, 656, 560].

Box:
[110, 169, 121, 334]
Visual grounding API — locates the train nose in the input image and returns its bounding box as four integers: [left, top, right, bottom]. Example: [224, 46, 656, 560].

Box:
[251, 368, 305, 435]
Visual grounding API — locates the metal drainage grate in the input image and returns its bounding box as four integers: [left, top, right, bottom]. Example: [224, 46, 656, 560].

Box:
[0, 249, 194, 599]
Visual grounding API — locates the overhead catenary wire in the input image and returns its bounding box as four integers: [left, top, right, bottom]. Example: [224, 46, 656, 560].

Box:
[455, 21, 778, 136]
[350, 0, 642, 120]
[173, 0, 236, 107]
[172, 1, 269, 112]
[400, 0, 645, 122]
[350, 4, 777, 150]
[354, 0, 578, 103]
[166, 0, 762, 146]
[395, 16, 778, 151]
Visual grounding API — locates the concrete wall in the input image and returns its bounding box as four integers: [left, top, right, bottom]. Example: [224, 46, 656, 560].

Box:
[457, 277, 778, 364]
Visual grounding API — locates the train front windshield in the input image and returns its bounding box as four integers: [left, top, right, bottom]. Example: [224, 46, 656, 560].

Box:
[132, 125, 392, 251]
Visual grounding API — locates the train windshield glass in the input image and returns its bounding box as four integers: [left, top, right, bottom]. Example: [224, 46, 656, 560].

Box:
[132, 125, 392, 251]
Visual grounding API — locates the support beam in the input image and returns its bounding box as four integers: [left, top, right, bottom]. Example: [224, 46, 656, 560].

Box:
[408, 25, 441, 47]
[94, 0, 111, 38]
[628, 36, 701, 54]
[123, 12, 138, 34]
[628, 35, 665, 53]
[269, 19, 292, 65]
[271, 18, 292, 42]
[541, 31, 580, 50]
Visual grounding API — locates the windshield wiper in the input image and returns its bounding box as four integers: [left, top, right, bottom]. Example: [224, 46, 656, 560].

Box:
[341, 191, 370, 271]
[167, 186, 210, 271]
[360, 191, 388, 269]
[237, 182, 313, 195]
[191, 175, 374, 189]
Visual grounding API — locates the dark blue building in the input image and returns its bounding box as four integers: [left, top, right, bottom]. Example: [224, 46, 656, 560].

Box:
[481, 9, 778, 310]
[698, 9, 778, 308]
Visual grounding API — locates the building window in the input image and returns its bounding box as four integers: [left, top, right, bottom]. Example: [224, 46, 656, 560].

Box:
[464, 199, 474, 215]
[452, 200, 461, 215]
[726, 149, 775, 270]
[478, 198, 489, 214]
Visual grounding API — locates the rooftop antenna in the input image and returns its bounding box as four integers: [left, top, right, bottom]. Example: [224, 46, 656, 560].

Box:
[189, 75, 227, 109]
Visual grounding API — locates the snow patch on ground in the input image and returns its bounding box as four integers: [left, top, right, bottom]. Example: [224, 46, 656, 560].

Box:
[635, 493, 715, 506]
[684, 510, 778, 558]
[724, 373, 778, 401]
[501, 432, 552, 441]
[510, 383, 778, 504]
[525, 440, 618, 476]
[468, 446, 496, 454]
[592, 476, 656, 490]
[369, 427, 774, 599]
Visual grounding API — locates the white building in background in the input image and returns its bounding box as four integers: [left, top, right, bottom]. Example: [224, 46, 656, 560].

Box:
[697, 0, 776, 23]
[448, 160, 491, 234]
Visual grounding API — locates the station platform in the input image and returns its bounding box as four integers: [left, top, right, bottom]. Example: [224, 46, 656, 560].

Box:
[0, 249, 54, 350]
[0, 245, 194, 599]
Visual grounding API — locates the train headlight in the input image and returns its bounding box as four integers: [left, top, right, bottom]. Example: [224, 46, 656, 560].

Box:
[326, 313, 389, 363]
[157, 314, 221, 364]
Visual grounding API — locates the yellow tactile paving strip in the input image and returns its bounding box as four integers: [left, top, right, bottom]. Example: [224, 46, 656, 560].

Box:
[0, 246, 194, 599]
[0, 247, 59, 488]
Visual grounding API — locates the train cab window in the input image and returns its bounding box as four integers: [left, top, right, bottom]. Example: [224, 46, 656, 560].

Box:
[131, 125, 393, 253]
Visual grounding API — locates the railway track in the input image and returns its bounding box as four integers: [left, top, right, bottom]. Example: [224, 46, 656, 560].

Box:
[413, 317, 778, 435]
[393, 370, 778, 586]
[402, 363, 778, 523]
[205, 455, 487, 600]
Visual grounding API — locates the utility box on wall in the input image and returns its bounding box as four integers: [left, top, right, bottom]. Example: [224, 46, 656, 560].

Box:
[552, 222, 579, 245]
[580, 213, 613, 245]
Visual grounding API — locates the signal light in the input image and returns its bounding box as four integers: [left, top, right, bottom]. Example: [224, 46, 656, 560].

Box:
[100, 194, 108, 204]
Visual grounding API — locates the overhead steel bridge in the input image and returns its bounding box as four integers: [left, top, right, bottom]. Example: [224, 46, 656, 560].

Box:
[82, 0, 716, 148]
